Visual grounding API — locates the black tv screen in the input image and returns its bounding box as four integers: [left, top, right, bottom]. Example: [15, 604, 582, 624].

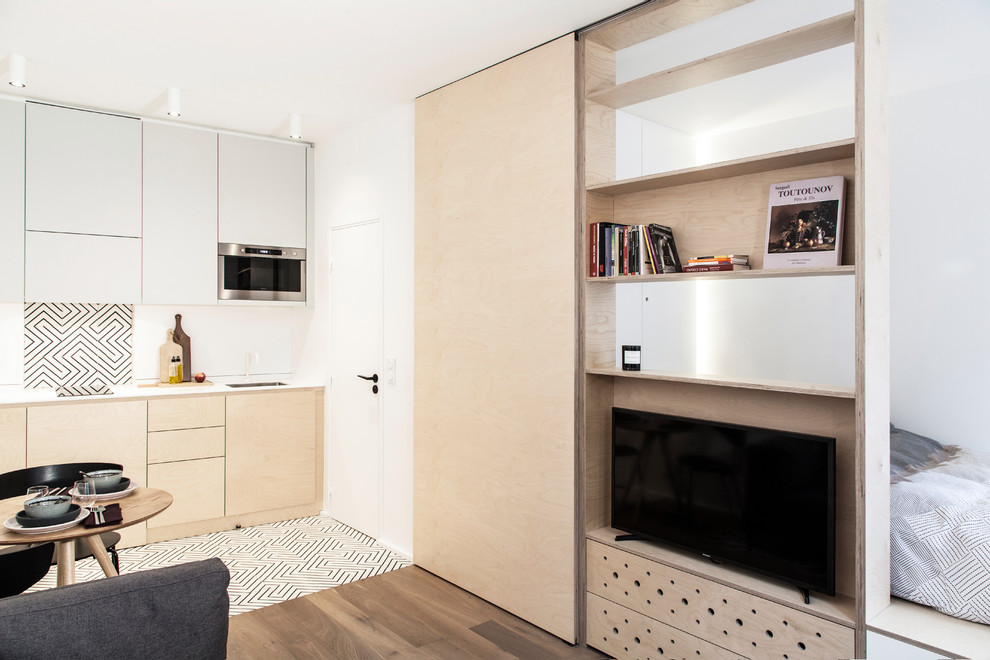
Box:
[611, 407, 836, 597]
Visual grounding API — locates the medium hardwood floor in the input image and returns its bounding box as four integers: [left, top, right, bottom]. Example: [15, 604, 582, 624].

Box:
[227, 565, 609, 659]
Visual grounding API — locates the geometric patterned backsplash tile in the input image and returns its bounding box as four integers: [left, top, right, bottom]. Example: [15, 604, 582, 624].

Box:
[24, 303, 133, 390]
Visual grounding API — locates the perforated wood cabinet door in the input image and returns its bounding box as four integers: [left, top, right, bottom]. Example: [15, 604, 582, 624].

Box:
[414, 35, 578, 642]
[587, 541, 856, 659]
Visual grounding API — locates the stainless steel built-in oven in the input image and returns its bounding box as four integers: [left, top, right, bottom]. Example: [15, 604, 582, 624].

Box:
[218, 243, 306, 302]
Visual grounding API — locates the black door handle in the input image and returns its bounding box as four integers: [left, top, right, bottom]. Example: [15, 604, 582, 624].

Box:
[357, 374, 379, 383]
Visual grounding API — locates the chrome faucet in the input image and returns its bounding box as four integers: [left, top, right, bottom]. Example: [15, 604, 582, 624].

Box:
[244, 352, 259, 380]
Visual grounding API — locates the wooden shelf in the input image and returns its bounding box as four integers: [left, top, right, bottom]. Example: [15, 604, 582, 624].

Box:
[868, 598, 990, 659]
[585, 367, 855, 399]
[587, 139, 855, 196]
[584, 0, 750, 51]
[587, 527, 857, 628]
[586, 264, 854, 283]
[587, 12, 854, 110]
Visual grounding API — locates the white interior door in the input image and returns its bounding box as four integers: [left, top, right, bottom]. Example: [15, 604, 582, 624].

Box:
[329, 220, 383, 539]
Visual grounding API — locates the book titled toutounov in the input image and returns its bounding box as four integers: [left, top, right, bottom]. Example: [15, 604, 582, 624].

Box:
[763, 175, 846, 269]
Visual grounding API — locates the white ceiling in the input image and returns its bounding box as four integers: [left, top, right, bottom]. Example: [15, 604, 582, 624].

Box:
[3, 1, 988, 146]
[0, 0, 634, 145]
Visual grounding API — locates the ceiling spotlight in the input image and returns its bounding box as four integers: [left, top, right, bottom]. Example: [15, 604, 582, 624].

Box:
[9, 53, 26, 88]
[289, 113, 302, 140]
[167, 88, 181, 117]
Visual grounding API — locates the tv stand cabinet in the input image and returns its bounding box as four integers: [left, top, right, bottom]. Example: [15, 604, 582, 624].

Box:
[587, 532, 855, 659]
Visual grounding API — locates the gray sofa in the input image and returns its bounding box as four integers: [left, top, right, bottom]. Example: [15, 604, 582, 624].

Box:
[0, 558, 230, 659]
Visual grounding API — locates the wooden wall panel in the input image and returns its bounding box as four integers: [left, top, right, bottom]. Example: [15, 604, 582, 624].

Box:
[414, 35, 578, 642]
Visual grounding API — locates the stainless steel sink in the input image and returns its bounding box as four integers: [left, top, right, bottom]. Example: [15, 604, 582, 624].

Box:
[225, 381, 288, 388]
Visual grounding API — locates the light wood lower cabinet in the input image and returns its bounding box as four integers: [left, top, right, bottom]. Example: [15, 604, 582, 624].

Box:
[0, 407, 26, 473]
[146, 396, 226, 530]
[586, 540, 855, 660]
[148, 426, 225, 465]
[225, 390, 318, 516]
[148, 395, 225, 433]
[26, 400, 148, 546]
[147, 457, 225, 529]
[17, 390, 322, 544]
[26, 400, 147, 480]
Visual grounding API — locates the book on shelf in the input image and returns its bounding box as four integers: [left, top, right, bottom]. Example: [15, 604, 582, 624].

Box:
[763, 175, 846, 269]
[590, 222, 681, 276]
[647, 224, 682, 274]
[682, 263, 752, 272]
[588, 222, 681, 277]
[686, 254, 749, 267]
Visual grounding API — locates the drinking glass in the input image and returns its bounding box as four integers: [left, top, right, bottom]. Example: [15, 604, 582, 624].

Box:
[25, 485, 48, 504]
[26, 485, 49, 498]
[73, 480, 97, 515]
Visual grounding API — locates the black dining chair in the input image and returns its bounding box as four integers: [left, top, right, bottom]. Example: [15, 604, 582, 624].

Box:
[0, 463, 122, 573]
[0, 542, 55, 598]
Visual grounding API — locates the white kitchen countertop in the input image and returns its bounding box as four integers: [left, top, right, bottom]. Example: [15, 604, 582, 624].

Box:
[0, 374, 324, 406]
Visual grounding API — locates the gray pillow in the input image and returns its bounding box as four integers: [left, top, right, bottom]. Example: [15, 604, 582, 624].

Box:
[890, 423, 954, 480]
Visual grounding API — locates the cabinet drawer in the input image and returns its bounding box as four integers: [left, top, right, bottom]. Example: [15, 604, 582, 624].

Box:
[587, 541, 854, 659]
[147, 456, 224, 528]
[148, 396, 225, 432]
[587, 593, 740, 659]
[148, 426, 224, 464]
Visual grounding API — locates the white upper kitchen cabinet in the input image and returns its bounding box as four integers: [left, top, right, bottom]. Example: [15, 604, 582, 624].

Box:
[218, 134, 307, 248]
[25, 102, 142, 238]
[143, 122, 219, 305]
[25, 232, 141, 303]
[0, 99, 24, 303]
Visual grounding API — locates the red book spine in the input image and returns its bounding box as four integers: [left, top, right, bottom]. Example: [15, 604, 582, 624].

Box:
[590, 223, 599, 277]
[622, 227, 629, 275]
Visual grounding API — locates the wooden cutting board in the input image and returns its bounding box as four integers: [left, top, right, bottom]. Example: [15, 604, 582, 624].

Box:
[173, 314, 192, 382]
[158, 329, 182, 383]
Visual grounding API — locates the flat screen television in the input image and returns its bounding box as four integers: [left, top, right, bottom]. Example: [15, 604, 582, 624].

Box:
[611, 407, 836, 599]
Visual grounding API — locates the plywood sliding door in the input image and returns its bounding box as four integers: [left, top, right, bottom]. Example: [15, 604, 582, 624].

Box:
[414, 35, 578, 642]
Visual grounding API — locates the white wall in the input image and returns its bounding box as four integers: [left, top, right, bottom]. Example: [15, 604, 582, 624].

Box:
[0, 302, 299, 386]
[134, 305, 295, 380]
[0, 303, 22, 385]
[889, 76, 990, 452]
[887, 0, 990, 453]
[312, 103, 415, 557]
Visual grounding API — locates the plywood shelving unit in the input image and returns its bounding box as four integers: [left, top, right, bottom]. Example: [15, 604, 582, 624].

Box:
[576, 1, 889, 658]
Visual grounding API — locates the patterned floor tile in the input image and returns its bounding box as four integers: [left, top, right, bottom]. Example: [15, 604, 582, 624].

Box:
[27, 515, 411, 615]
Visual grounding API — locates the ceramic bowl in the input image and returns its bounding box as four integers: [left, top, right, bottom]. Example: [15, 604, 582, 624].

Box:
[83, 469, 123, 489]
[16, 504, 81, 527]
[23, 494, 73, 519]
